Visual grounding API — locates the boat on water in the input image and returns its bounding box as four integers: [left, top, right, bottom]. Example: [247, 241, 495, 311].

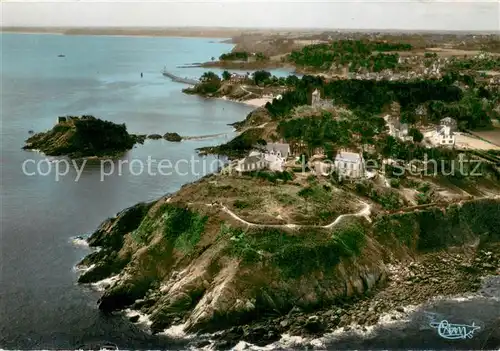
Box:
[57, 54, 65, 57]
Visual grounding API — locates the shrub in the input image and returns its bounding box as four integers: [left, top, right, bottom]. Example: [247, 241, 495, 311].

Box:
[389, 178, 401, 188]
[233, 200, 250, 209]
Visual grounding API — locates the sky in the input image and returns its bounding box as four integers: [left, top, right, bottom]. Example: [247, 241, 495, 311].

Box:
[1, 0, 499, 31]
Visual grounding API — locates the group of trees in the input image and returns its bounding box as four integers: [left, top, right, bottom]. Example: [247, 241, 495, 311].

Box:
[191, 71, 222, 94]
[288, 40, 410, 72]
[219, 51, 249, 61]
[427, 91, 495, 130]
[265, 74, 466, 118]
[447, 55, 500, 71]
[218, 51, 268, 62]
[277, 110, 387, 157]
[265, 73, 496, 130]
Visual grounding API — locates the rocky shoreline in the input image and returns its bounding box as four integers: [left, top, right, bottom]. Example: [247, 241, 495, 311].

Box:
[94, 243, 499, 349]
[202, 245, 500, 349]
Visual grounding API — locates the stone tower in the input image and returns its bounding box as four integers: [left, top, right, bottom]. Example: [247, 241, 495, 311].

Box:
[311, 89, 321, 107]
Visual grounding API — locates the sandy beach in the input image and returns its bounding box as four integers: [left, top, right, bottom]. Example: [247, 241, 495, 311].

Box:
[241, 97, 273, 107]
[219, 96, 271, 108]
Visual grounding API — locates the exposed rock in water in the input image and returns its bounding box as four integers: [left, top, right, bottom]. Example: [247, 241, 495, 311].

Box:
[134, 134, 147, 144]
[147, 134, 163, 140]
[23, 115, 139, 158]
[163, 132, 182, 142]
[128, 315, 140, 323]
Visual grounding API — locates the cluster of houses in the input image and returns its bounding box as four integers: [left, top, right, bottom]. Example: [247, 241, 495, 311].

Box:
[224, 86, 461, 181]
[385, 101, 457, 148]
[233, 143, 291, 173]
[229, 142, 367, 180]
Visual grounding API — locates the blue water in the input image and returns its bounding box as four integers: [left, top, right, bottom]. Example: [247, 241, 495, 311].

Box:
[0, 33, 295, 349]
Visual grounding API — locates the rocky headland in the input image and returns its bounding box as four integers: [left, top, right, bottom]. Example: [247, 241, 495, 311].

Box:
[76, 170, 500, 348]
[23, 115, 141, 158]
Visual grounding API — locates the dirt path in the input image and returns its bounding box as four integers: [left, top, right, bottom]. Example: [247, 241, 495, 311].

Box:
[216, 201, 371, 230]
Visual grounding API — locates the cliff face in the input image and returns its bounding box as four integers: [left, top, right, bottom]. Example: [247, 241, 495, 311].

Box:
[23, 116, 139, 158]
[77, 174, 500, 336]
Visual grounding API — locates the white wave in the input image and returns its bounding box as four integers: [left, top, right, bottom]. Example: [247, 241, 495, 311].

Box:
[231, 334, 308, 351]
[124, 308, 152, 328]
[74, 263, 95, 273]
[161, 323, 196, 340]
[71, 237, 89, 247]
[91, 274, 120, 292]
[443, 295, 478, 302]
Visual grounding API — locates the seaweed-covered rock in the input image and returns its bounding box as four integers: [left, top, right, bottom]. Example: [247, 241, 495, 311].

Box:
[163, 132, 182, 142]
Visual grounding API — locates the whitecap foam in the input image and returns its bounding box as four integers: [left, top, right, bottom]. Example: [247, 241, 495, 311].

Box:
[71, 237, 89, 247]
[234, 334, 308, 351]
[160, 323, 197, 341]
[124, 308, 152, 328]
[91, 274, 120, 292]
[74, 263, 95, 273]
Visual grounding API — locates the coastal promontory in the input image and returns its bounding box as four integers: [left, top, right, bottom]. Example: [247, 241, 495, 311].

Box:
[77, 170, 500, 347]
[23, 115, 140, 158]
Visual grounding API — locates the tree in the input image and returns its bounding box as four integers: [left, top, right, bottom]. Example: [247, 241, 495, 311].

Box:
[222, 70, 231, 81]
[201, 71, 219, 82]
[198, 72, 221, 94]
[253, 70, 272, 86]
[409, 128, 424, 143]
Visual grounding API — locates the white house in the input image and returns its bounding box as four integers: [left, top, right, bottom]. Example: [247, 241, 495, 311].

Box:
[434, 125, 456, 147]
[265, 143, 291, 159]
[234, 154, 268, 173]
[334, 151, 365, 179]
[263, 143, 290, 172]
[230, 73, 247, 83]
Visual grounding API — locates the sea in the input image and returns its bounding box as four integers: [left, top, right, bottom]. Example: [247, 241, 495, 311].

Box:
[0, 33, 499, 350]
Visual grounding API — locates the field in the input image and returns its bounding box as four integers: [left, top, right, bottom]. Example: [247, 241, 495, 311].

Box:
[469, 129, 500, 148]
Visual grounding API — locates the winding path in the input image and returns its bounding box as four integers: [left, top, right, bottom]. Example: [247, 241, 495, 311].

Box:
[215, 201, 371, 230]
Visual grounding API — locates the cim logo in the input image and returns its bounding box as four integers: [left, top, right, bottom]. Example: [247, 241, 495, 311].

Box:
[430, 319, 481, 340]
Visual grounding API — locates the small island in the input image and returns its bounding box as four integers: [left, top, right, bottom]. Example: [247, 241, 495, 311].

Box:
[23, 115, 140, 158]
